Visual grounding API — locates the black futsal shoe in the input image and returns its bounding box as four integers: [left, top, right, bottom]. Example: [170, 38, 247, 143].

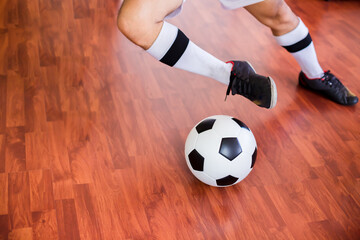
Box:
[299, 71, 358, 106]
[226, 61, 277, 109]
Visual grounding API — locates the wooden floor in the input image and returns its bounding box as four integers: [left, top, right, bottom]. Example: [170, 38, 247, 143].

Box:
[1, 0, 360, 239]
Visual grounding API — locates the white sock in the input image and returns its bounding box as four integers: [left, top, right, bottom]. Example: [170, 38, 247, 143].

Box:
[147, 21, 232, 85]
[274, 18, 324, 79]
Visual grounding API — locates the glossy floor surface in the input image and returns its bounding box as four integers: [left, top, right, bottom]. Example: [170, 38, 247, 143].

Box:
[0, 0, 359, 239]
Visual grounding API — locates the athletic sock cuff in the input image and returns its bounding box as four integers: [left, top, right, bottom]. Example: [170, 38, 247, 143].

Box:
[147, 21, 189, 66]
[274, 18, 309, 47]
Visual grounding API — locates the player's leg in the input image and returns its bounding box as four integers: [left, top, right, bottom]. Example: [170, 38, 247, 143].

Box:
[117, 0, 182, 49]
[244, 0, 324, 79]
[244, 0, 358, 105]
[117, 0, 277, 109]
[117, 0, 235, 86]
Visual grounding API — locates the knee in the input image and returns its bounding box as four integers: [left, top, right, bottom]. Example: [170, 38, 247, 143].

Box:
[117, 3, 148, 37]
[116, 8, 129, 35]
[261, 1, 298, 35]
[117, 2, 166, 49]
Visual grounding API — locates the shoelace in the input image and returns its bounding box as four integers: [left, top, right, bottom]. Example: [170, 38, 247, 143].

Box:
[225, 76, 234, 101]
[321, 71, 343, 90]
[225, 75, 252, 101]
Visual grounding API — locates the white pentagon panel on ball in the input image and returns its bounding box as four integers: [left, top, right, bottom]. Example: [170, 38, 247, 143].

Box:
[205, 156, 236, 180]
[194, 130, 222, 161]
[212, 116, 242, 137]
[227, 153, 253, 180]
[236, 128, 257, 155]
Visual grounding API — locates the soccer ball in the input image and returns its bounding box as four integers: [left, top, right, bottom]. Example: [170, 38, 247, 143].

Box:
[185, 115, 257, 187]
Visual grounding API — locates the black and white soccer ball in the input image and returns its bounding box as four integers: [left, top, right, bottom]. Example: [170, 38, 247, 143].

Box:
[185, 115, 257, 187]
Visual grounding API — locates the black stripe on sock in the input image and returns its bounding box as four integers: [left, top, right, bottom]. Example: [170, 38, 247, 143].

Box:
[160, 29, 189, 67]
[283, 33, 312, 53]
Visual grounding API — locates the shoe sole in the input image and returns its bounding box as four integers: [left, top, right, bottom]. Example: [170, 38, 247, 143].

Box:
[246, 61, 277, 109]
[268, 76, 277, 109]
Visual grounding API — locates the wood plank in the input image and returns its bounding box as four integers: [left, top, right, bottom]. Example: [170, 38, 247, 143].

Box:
[17, 30, 41, 79]
[8, 172, 31, 229]
[0, 173, 8, 215]
[67, 139, 94, 185]
[29, 170, 54, 212]
[6, 72, 24, 128]
[41, 66, 63, 122]
[6, 28, 20, 72]
[0, 29, 8, 76]
[0, 0, 7, 28]
[55, 199, 80, 240]
[63, 111, 92, 151]
[47, 121, 73, 200]
[38, 28, 57, 67]
[97, 85, 131, 169]
[0, 76, 7, 134]
[5, 127, 25, 172]
[6, 0, 19, 28]
[8, 227, 33, 240]
[56, 57, 91, 113]
[0, 135, 5, 173]
[73, 184, 102, 240]
[32, 210, 59, 240]
[24, 77, 47, 133]
[25, 131, 51, 170]
[307, 220, 346, 240]
[17, 0, 40, 28]
[0, 215, 10, 240]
